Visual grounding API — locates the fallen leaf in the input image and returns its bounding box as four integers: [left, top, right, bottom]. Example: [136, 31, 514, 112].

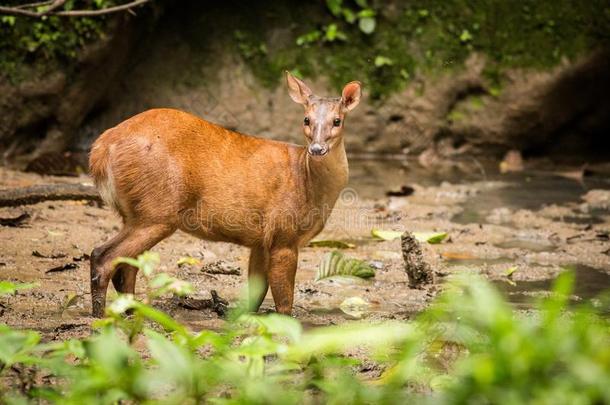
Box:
[316, 251, 375, 281]
[339, 296, 370, 318]
[32, 250, 67, 259]
[371, 229, 403, 241]
[441, 252, 477, 260]
[308, 240, 355, 249]
[505, 266, 518, 277]
[46, 263, 78, 274]
[177, 256, 201, 267]
[412, 232, 448, 244]
[372, 229, 448, 244]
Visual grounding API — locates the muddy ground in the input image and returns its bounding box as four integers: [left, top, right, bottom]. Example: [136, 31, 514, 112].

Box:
[1, 159, 609, 341]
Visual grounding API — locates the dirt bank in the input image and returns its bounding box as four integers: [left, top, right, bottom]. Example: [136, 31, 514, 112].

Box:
[1, 1, 609, 165]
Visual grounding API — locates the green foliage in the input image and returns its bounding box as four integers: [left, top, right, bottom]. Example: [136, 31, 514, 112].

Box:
[4, 1, 607, 97]
[0, 1, 120, 79]
[229, 0, 609, 98]
[1, 254, 609, 403]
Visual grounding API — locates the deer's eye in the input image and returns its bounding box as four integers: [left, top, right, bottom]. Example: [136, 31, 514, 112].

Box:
[333, 118, 341, 127]
[304, 117, 310, 126]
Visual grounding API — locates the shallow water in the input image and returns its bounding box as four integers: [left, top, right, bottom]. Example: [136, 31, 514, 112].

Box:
[494, 239, 556, 252]
[452, 172, 610, 225]
[347, 159, 610, 313]
[494, 265, 610, 313]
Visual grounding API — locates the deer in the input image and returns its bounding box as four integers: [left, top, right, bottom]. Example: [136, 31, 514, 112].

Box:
[88, 72, 362, 318]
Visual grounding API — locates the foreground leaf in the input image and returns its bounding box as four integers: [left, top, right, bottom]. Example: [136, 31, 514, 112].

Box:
[0, 281, 37, 296]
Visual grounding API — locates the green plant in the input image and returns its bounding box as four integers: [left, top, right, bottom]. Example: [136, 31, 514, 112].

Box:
[316, 250, 376, 281]
[1, 254, 608, 404]
[0, 0, 130, 80]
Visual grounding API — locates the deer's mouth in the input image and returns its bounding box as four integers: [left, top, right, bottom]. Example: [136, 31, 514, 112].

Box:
[308, 143, 329, 156]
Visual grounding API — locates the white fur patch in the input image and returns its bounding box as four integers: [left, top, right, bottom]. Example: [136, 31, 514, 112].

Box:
[96, 163, 120, 214]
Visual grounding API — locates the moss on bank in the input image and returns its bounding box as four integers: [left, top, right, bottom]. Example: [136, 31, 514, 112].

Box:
[229, 0, 609, 99]
[0, 1, 115, 82]
[1, 0, 609, 97]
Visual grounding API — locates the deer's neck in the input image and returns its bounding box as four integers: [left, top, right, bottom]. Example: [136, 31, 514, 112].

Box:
[302, 140, 349, 210]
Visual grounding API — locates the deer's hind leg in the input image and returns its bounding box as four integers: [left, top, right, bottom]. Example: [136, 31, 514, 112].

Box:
[112, 263, 138, 294]
[90, 223, 175, 318]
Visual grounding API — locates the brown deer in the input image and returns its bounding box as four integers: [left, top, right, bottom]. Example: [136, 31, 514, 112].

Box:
[88, 72, 362, 317]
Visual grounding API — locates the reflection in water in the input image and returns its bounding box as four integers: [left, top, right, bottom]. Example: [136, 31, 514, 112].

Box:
[452, 172, 610, 225]
[495, 239, 556, 252]
[347, 157, 487, 199]
[494, 265, 610, 313]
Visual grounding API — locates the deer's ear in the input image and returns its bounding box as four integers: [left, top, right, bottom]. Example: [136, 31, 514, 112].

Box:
[341, 81, 362, 112]
[285, 71, 312, 105]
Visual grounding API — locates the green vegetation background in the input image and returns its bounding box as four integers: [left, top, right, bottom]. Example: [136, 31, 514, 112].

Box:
[1, 0, 609, 98]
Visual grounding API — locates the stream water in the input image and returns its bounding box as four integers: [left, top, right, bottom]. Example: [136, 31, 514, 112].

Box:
[345, 158, 610, 313]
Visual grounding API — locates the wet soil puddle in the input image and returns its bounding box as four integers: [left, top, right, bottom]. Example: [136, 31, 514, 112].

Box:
[444, 256, 514, 267]
[494, 239, 556, 252]
[494, 264, 610, 312]
[452, 172, 610, 225]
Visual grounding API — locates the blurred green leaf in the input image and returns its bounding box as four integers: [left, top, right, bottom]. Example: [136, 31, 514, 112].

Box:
[459, 29, 473, 42]
[0, 281, 37, 296]
[358, 16, 376, 34]
[374, 55, 393, 67]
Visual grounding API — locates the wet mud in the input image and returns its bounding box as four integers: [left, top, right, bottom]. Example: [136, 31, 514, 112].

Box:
[1, 159, 609, 341]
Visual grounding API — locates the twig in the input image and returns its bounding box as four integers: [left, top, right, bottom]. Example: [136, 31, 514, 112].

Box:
[0, 0, 151, 18]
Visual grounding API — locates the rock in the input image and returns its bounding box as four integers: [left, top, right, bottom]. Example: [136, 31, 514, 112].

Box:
[581, 190, 610, 211]
[499, 150, 524, 173]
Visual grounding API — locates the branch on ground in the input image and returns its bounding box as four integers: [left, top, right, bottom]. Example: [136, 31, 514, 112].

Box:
[0, 0, 151, 18]
[0, 184, 101, 207]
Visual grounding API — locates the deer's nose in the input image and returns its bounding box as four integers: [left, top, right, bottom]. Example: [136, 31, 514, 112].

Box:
[308, 143, 328, 156]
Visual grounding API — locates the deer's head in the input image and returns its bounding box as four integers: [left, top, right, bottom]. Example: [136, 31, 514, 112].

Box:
[286, 71, 361, 157]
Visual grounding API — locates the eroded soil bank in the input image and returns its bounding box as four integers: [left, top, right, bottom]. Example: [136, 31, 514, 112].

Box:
[1, 159, 609, 341]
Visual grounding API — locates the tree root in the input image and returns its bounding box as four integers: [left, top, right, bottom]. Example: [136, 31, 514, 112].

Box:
[0, 184, 101, 207]
[401, 231, 435, 288]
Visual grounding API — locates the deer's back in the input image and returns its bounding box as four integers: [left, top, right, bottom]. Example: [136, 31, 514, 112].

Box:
[90, 108, 307, 245]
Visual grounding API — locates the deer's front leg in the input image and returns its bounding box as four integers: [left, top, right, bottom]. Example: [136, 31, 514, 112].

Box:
[248, 245, 269, 312]
[268, 245, 298, 315]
